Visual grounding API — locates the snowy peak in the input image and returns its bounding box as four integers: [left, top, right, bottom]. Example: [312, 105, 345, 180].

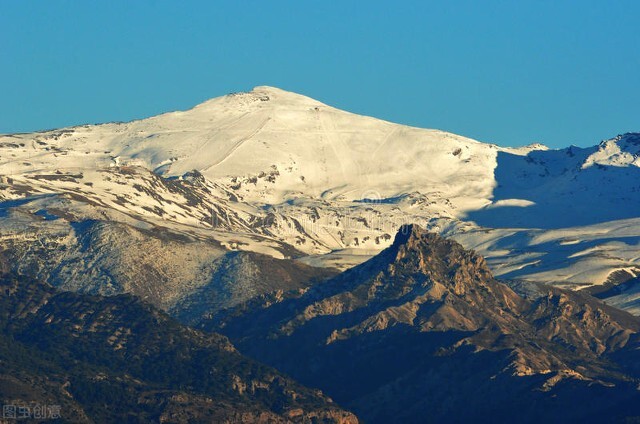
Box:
[583, 132, 640, 169]
[189, 86, 327, 114]
[109, 85, 499, 207]
[0, 86, 504, 210]
[249, 85, 328, 107]
[1, 87, 640, 302]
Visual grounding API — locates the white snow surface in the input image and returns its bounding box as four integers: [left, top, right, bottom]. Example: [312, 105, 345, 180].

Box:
[1, 86, 639, 312]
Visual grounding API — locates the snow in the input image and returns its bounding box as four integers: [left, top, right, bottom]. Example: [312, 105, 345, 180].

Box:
[1, 86, 639, 312]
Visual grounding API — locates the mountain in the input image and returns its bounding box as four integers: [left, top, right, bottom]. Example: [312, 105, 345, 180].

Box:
[0, 208, 337, 322]
[203, 225, 640, 423]
[0, 86, 639, 314]
[0, 267, 357, 423]
[169, 250, 339, 325]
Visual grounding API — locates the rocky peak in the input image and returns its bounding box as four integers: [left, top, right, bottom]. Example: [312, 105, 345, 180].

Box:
[210, 227, 640, 423]
[584, 132, 640, 169]
[385, 224, 494, 295]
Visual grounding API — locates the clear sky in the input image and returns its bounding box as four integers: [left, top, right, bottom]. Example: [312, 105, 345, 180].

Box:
[2, 1, 639, 148]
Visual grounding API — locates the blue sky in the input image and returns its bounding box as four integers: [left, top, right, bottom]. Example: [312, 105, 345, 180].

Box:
[2, 1, 639, 148]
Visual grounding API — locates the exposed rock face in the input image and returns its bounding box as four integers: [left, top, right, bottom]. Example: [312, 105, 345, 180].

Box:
[206, 225, 640, 423]
[0, 272, 357, 423]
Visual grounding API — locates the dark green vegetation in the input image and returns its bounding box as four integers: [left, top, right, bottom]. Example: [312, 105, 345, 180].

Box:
[0, 268, 356, 423]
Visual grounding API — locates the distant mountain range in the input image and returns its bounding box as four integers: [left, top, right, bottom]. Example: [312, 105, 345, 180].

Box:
[0, 86, 638, 314]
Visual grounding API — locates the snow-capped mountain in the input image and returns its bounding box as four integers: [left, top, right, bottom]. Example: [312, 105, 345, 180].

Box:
[1, 86, 639, 312]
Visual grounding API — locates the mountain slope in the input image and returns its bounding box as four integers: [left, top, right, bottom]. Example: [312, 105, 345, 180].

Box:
[0, 270, 357, 423]
[0, 87, 505, 209]
[204, 225, 640, 423]
[0, 201, 337, 322]
[0, 86, 639, 311]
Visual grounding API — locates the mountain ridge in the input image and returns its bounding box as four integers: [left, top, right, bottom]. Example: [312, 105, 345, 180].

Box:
[0, 87, 639, 313]
[206, 225, 640, 423]
[0, 268, 358, 423]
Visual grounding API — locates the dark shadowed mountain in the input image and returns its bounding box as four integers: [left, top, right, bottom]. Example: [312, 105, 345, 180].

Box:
[466, 134, 640, 229]
[0, 268, 357, 423]
[203, 225, 640, 423]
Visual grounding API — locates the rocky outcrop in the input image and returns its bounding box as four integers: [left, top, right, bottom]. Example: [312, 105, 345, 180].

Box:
[206, 225, 640, 423]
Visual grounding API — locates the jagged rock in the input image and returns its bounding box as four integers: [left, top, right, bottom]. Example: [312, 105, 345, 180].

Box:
[205, 225, 640, 423]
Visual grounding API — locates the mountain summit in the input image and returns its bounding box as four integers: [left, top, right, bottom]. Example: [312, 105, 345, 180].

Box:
[0, 87, 639, 314]
[192, 86, 329, 112]
[209, 225, 640, 423]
